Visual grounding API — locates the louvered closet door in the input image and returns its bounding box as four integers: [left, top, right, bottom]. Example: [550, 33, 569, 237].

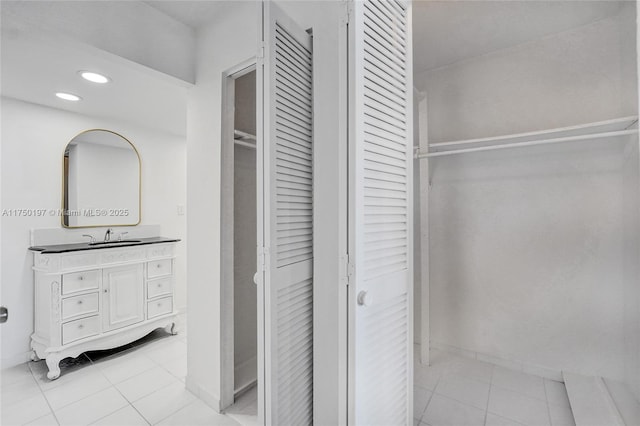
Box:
[258, 2, 313, 425]
[348, 0, 413, 425]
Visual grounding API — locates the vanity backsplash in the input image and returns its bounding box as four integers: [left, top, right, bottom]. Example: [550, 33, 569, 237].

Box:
[30, 224, 163, 247]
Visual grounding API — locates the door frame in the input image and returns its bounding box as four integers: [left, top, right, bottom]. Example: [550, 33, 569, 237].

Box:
[220, 57, 258, 411]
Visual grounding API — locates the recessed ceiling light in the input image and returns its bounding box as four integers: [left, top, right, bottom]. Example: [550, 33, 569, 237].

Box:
[79, 71, 111, 84]
[55, 92, 82, 101]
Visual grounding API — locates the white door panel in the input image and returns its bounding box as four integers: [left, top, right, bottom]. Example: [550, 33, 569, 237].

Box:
[102, 264, 144, 331]
[258, 2, 314, 424]
[349, 0, 413, 424]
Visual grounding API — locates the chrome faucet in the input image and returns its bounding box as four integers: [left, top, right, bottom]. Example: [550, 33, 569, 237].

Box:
[104, 228, 113, 242]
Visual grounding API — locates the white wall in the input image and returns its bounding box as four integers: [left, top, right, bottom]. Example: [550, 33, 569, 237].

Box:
[234, 145, 257, 382]
[623, 134, 640, 400]
[624, 0, 640, 401]
[417, 9, 636, 143]
[187, 1, 346, 421]
[415, 5, 638, 380]
[186, 1, 259, 410]
[0, 97, 187, 368]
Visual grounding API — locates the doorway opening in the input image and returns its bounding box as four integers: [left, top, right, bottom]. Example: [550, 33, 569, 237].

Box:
[220, 59, 259, 422]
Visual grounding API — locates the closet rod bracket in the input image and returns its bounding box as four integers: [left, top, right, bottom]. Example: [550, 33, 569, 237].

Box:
[413, 147, 423, 159]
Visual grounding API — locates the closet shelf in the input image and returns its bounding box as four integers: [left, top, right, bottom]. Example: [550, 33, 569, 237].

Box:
[416, 116, 639, 159]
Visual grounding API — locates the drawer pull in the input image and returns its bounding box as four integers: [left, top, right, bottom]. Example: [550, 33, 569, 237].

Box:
[157, 303, 162, 307]
[78, 324, 84, 329]
[157, 283, 162, 288]
[156, 264, 161, 269]
[78, 276, 84, 281]
[77, 300, 83, 305]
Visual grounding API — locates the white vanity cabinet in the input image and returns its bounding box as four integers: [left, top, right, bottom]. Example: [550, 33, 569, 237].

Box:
[31, 241, 178, 379]
[102, 264, 145, 331]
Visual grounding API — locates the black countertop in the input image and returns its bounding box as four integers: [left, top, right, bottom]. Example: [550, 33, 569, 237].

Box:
[29, 237, 181, 254]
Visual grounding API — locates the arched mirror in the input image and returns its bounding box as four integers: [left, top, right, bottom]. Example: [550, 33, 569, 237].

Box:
[63, 129, 141, 227]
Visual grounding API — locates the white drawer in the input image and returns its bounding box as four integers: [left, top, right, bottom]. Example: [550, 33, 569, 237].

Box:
[62, 315, 100, 345]
[147, 259, 172, 279]
[147, 296, 173, 319]
[62, 270, 99, 295]
[62, 292, 99, 321]
[147, 277, 172, 299]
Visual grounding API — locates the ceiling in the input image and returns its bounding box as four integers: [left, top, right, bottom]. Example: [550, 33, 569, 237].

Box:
[1, 18, 190, 137]
[0, 0, 626, 137]
[413, 0, 623, 73]
[143, 1, 229, 29]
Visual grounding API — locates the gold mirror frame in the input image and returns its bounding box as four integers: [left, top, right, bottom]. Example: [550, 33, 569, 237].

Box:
[62, 129, 142, 228]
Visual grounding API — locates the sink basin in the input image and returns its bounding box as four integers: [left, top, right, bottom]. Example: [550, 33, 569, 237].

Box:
[89, 240, 142, 246]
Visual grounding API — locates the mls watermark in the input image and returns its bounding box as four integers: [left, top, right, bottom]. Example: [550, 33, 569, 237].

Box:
[2, 208, 130, 217]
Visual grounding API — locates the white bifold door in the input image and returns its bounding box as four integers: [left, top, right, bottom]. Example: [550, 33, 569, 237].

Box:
[348, 0, 413, 425]
[257, 2, 314, 425]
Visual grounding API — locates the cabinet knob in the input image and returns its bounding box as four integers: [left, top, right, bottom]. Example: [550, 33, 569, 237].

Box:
[156, 264, 161, 269]
[104, 289, 108, 293]
[78, 276, 84, 281]
[77, 300, 83, 305]
[157, 283, 162, 288]
[157, 303, 162, 307]
[78, 324, 84, 329]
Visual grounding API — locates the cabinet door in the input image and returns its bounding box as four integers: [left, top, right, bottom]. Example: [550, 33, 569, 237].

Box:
[102, 264, 144, 331]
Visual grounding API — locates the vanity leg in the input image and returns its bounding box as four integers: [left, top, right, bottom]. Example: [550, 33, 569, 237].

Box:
[45, 356, 62, 380]
[166, 322, 178, 335]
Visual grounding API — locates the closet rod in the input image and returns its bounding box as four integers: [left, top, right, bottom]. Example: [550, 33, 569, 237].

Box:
[234, 139, 256, 150]
[429, 116, 638, 149]
[416, 129, 639, 159]
[234, 129, 256, 141]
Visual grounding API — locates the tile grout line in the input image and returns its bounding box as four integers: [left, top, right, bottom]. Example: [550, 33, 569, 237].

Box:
[89, 382, 152, 426]
[86, 339, 186, 424]
[35, 344, 159, 420]
[41, 357, 120, 414]
[151, 395, 200, 425]
[93, 355, 158, 387]
[483, 364, 495, 426]
[427, 368, 494, 414]
[27, 363, 63, 426]
[17, 328, 187, 425]
[542, 379, 553, 426]
[418, 367, 443, 424]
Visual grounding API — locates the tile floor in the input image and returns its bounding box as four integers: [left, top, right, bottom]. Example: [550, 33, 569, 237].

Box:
[0, 315, 250, 426]
[3, 318, 574, 426]
[225, 387, 258, 426]
[414, 348, 576, 426]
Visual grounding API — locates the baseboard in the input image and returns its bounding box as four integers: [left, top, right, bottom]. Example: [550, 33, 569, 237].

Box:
[234, 355, 257, 396]
[430, 341, 564, 382]
[1, 350, 33, 370]
[186, 376, 222, 413]
[603, 378, 640, 426]
[563, 372, 625, 426]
